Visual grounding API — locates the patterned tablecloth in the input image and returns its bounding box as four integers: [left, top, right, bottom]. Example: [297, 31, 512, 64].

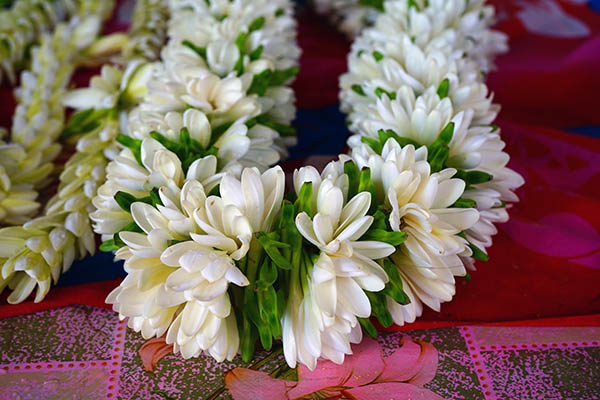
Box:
[1, 305, 598, 400]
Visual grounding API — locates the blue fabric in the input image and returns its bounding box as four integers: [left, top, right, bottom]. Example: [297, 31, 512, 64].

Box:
[567, 126, 600, 139]
[288, 104, 349, 160]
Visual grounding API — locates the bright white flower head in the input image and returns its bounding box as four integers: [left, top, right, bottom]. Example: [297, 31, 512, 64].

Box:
[282, 160, 395, 369]
[106, 165, 284, 362]
[91, 138, 224, 240]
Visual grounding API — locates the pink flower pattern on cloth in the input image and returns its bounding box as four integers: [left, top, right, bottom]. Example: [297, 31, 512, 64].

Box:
[225, 335, 444, 400]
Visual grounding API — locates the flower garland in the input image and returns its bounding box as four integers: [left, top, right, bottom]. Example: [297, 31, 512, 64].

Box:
[1, 12, 111, 227]
[101, 0, 301, 362]
[102, 0, 523, 370]
[0, 0, 167, 304]
[0, 0, 523, 372]
[0, 0, 114, 84]
[315, 0, 507, 72]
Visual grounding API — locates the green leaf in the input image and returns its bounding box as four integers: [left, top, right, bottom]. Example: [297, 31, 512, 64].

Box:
[275, 8, 284, 17]
[374, 88, 392, 100]
[258, 286, 281, 338]
[116, 134, 143, 165]
[362, 229, 406, 246]
[373, 51, 384, 62]
[359, 0, 384, 11]
[361, 136, 382, 154]
[450, 198, 477, 209]
[437, 78, 450, 99]
[114, 191, 138, 212]
[240, 312, 257, 362]
[245, 289, 272, 350]
[61, 108, 109, 139]
[233, 32, 248, 75]
[454, 170, 493, 186]
[492, 200, 506, 209]
[427, 122, 454, 173]
[248, 67, 299, 96]
[208, 184, 220, 197]
[375, 87, 396, 100]
[257, 232, 292, 270]
[457, 232, 489, 262]
[358, 317, 378, 338]
[209, 122, 234, 147]
[277, 288, 286, 320]
[461, 272, 472, 281]
[120, 221, 144, 233]
[344, 160, 360, 200]
[377, 129, 420, 148]
[366, 291, 394, 328]
[295, 182, 313, 217]
[249, 45, 263, 61]
[258, 259, 278, 287]
[149, 188, 163, 207]
[99, 239, 119, 252]
[358, 168, 378, 215]
[351, 84, 366, 96]
[382, 259, 410, 305]
[249, 17, 265, 32]
[182, 40, 207, 60]
[468, 242, 489, 262]
[408, 0, 420, 10]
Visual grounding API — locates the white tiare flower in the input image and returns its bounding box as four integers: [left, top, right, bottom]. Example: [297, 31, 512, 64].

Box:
[216, 165, 285, 233]
[351, 140, 479, 324]
[91, 138, 223, 240]
[282, 161, 395, 368]
[105, 174, 258, 361]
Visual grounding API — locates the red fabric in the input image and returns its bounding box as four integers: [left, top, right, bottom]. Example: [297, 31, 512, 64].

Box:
[0, 280, 117, 319]
[1, 2, 600, 325]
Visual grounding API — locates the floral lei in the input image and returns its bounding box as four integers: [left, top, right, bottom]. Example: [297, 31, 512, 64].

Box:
[0, 0, 523, 370]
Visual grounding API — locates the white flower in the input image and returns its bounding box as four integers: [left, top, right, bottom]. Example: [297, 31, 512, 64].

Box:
[218, 166, 285, 232]
[281, 276, 323, 370]
[91, 138, 223, 240]
[62, 64, 123, 110]
[282, 161, 395, 368]
[106, 174, 257, 362]
[351, 140, 479, 323]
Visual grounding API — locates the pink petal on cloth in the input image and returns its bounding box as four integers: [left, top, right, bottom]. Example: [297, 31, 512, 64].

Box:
[287, 337, 385, 399]
[341, 382, 446, 400]
[225, 368, 295, 400]
[376, 335, 439, 386]
[139, 337, 173, 373]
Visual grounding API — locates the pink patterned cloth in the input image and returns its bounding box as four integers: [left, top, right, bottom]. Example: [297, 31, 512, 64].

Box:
[1, 305, 599, 399]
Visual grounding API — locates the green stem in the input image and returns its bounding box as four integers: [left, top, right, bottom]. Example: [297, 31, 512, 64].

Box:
[246, 235, 264, 283]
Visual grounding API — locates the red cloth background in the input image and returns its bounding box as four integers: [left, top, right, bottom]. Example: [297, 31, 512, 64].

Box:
[1, 0, 599, 327]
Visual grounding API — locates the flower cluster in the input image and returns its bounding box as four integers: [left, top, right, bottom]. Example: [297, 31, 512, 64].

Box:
[0, 0, 523, 373]
[1, 16, 105, 226]
[97, 0, 522, 371]
[97, 0, 302, 362]
[0, 0, 114, 84]
[106, 162, 285, 361]
[0, 0, 167, 304]
[316, 0, 507, 72]
[92, 0, 301, 243]
[336, 0, 524, 326]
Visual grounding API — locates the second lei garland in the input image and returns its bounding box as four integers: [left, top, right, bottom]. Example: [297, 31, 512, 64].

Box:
[16, 0, 524, 369]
